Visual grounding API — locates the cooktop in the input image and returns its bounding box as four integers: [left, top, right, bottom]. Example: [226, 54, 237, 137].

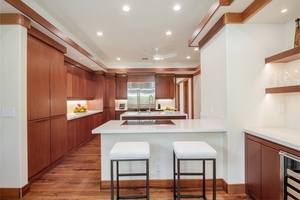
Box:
[121, 120, 175, 126]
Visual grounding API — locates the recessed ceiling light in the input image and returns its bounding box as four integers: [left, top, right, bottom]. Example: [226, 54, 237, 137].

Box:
[194, 47, 199, 51]
[117, 58, 121, 61]
[97, 32, 103, 36]
[173, 4, 181, 11]
[122, 5, 130, 12]
[186, 56, 191, 59]
[79, 57, 82, 60]
[166, 31, 172, 36]
[281, 9, 287, 13]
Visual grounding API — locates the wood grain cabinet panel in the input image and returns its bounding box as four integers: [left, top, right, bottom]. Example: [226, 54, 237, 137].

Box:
[155, 75, 175, 99]
[27, 35, 51, 121]
[245, 138, 262, 199]
[116, 76, 127, 99]
[28, 120, 51, 178]
[67, 119, 77, 151]
[50, 116, 67, 162]
[261, 145, 280, 200]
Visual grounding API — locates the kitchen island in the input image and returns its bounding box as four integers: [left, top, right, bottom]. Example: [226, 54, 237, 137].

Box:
[92, 118, 226, 189]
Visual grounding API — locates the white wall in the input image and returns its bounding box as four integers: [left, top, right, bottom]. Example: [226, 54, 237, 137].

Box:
[200, 23, 294, 184]
[0, 25, 28, 188]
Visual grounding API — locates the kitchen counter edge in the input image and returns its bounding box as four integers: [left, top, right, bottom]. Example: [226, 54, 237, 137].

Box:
[67, 110, 103, 121]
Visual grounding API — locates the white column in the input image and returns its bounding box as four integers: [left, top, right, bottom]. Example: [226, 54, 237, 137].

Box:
[0, 24, 28, 188]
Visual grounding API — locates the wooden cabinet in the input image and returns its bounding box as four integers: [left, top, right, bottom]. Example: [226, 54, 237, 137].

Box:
[115, 111, 126, 120]
[265, 46, 300, 94]
[27, 29, 67, 179]
[28, 120, 51, 178]
[67, 113, 102, 151]
[50, 116, 67, 162]
[116, 75, 127, 99]
[155, 74, 175, 99]
[66, 62, 95, 99]
[245, 133, 280, 200]
[103, 74, 116, 122]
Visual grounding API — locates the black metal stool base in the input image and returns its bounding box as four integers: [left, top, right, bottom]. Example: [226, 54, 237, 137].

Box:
[111, 159, 149, 200]
[173, 151, 216, 200]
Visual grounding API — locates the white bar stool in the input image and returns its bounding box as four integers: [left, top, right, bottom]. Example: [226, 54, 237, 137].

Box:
[173, 141, 217, 200]
[110, 142, 150, 200]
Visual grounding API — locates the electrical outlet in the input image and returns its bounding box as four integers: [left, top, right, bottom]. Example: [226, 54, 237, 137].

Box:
[156, 163, 161, 172]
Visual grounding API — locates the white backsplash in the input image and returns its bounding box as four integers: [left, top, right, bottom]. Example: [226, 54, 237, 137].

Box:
[156, 99, 175, 110]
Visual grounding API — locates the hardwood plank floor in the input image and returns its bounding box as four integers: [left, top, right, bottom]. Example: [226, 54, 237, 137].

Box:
[20, 135, 252, 200]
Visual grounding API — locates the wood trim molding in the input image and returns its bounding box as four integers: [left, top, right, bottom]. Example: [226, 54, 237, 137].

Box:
[64, 56, 94, 73]
[197, 0, 271, 50]
[0, 183, 30, 198]
[0, 13, 31, 28]
[28, 27, 67, 54]
[108, 67, 196, 73]
[193, 70, 201, 77]
[222, 180, 246, 194]
[5, 0, 108, 71]
[188, 0, 234, 46]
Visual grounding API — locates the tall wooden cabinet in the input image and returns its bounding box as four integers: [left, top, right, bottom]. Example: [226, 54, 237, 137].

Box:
[116, 74, 127, 99]
[103, 74, 116, 123]
[27, 28, 67, 179]
[155, 74, 175, 99]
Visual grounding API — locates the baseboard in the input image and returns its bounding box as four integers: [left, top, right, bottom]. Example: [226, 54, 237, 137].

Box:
[222, 179, 245, 194]
[0, 183, 30, 199]
[100, 178, 224, 190]
[101, 179, 245, 195]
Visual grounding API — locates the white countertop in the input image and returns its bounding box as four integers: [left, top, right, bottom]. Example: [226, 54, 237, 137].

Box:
[92, 118, 226, 134]
[67, 110, 103, 121]
[120, 111, 188, 118]
[244, 127, 300, 151]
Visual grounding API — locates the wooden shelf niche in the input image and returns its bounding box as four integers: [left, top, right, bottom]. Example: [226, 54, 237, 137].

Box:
[265, 85, 300, 94]
[265, 46, 300, 64]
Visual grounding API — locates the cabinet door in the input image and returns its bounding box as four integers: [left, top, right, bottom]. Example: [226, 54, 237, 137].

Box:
[115, 111, 126, 120]
[155, 75, 175, 99]
[116, 76, 127, 99]
[28, 120, 51, 178]
[67, 119, 77, 151]
[93, 113, 103, 128]
[261, 145, 280, 200]
[27, 35, 50, 121]
[50, 57, 67, 116]
[245, 138, 262, 199]
[50, 116, 67, 162]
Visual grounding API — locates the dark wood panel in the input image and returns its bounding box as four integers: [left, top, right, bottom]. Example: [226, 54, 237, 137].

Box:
[245, 138, 261, 199]
[116, 76, 127, 99]
[50, 55, 67, 116]
[27, 35, 50, 121]
[50, 116, 67, 162]
[28, 120, 51, 178]
[115, 111, 126, 120]
[67, 119, 77, 151]
[261, 145, 280, 200]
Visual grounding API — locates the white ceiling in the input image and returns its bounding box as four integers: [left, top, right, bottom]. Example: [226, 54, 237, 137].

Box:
[1, 0, 299, 72]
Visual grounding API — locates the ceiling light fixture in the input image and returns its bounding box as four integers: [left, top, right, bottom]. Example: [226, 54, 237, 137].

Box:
[281, 9, 287, 13]
[186, 56, 191, 59]
[117, 58, 121, 61]
[173, 4, 181, 11]
[97, 31, 103, 36]
[122, 5, 130, 12]
[166, 31, 172, 36]
[194, 47, 199, 51]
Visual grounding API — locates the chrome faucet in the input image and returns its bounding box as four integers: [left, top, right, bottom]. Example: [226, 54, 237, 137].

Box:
[148, 95, 153, 112]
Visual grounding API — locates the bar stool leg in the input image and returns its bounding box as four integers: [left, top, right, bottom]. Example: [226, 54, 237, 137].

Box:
[116, 161, 120, 200]
[173, 152, 176, 199]
[177, 159, 181, 200]
[146, 159, 149, 200]
[110, 160, 114, 200]
[213, 159, 216, 200]
[203, 160, 206, 199]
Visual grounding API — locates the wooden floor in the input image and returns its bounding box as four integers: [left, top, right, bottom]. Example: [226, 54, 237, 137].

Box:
[21, 135, 252, 200]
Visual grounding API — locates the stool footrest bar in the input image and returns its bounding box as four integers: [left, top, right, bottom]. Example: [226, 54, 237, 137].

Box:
[175, 194, 205, 199]
[176, 172, 204, 176]
[119, 173, 147, 177]
[118, 195, 147, 199]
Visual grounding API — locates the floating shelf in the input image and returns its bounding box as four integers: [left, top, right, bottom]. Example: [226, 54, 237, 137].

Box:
[265, 46, 300, 64]
[265, 85, 300, 94]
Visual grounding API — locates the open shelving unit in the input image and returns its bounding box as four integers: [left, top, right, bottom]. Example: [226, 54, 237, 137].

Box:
[265, 46, 300, 94]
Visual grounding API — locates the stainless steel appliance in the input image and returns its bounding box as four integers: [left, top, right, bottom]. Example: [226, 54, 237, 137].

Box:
[279, 151, 300, 200]
[127, 82, 155, 111]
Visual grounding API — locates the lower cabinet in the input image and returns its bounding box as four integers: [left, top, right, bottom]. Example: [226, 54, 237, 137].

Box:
[28, 120, 51, 178]
[67, 113, 102, 151]
[245, 133, 280, 200]
[51, 116, 67, 162]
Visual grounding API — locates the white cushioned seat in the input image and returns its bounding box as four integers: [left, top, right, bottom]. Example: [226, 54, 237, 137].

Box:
[173, 141, 217, 159]
[110, 142, 150, 160]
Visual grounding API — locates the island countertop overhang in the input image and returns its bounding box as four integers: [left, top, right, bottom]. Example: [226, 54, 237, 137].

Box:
[92, 119, 227, 134]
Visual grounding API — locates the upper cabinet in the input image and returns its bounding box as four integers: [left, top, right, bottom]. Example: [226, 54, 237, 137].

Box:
[155, 74, 175, 99]
[65, 60, 95, 100]
[116, 74, 128, 99]
[265, 46, 300, 94]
